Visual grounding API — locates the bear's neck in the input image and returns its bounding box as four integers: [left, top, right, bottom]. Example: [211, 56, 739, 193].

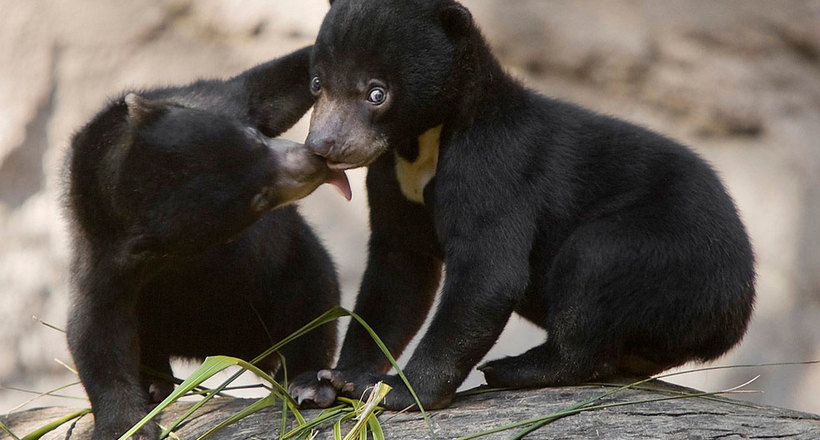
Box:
[446, 30, 524, 129]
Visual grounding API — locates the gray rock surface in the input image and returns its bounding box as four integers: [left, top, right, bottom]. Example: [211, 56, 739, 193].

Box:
[3, 381, 819, 439]
[1, 0, 818, 419]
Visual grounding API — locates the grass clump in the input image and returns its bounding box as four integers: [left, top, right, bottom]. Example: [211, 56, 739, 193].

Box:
[4, 312, 818, 439]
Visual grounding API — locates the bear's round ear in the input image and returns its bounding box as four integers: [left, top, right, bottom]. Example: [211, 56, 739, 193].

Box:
[124, 92, 158, 125]
[439, 2, 473, 37]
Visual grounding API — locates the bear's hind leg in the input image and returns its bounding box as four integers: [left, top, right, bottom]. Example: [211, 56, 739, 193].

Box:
[479, 305, 619, 388]
[481, 220, 651, 389]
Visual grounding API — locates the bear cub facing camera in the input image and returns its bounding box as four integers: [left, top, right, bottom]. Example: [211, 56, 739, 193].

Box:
[64, 47, 347, 439]
[292, 0, 756, 410]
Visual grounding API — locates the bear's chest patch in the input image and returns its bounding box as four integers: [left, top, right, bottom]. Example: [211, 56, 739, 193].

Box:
[395, 125, 442, 204]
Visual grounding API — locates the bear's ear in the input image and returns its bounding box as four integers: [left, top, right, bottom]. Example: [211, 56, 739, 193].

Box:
[124, 93, 160, 125]
[439, 2, 473, 37]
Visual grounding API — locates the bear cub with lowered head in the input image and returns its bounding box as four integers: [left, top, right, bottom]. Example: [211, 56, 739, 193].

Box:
[290, 0, 756, 410]
[65, 47, 348, 439]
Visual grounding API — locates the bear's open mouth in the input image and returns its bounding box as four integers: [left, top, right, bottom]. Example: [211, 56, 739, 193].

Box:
[257, 134, 353, 204]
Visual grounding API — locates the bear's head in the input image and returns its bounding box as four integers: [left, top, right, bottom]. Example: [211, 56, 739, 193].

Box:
[69, 93, 349, 260]
[305, 0, 476, 170]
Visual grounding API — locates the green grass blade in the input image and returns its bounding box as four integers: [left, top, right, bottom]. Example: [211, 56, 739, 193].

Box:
[155, 307, 350, 440]
[505, 376, 664, 439]
[196, 394, 278, 440]
[280, 391, 289, 440]
[257, 306, 435, 438]
[367, 414, 385, 440]
[120, 306, 445, 440]
[251, 307, 351, 366]
[157, 307, 349, 439]
[333, 415, 343, 440]
[120, 355, 247, 439]
[228, 357, 305, 425]
[4, 382, 85, 413]
[157, 356, 304, 438]
[1, 421, 21, 440]
[343, 309, 436, 437]
[278, 352, 289, 440]
[336, 397, 363, 409]
[334, 411, 357, 440]
[456, 378, 759, 439]
[342, 382, 391, 440]
[162, 368, 245, 438]
[493, 361, 815, 438]
[19, 408, 90, 440]
[281, 406, 347, 439]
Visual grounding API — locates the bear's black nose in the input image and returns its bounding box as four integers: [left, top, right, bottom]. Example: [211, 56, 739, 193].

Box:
[305, 132, 336, 158]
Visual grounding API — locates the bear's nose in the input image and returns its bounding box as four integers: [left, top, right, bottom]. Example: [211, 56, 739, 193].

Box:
[305, 132, 336, 158]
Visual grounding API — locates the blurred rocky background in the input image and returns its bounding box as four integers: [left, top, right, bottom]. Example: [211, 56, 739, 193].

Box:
[1, 0, 818, 417]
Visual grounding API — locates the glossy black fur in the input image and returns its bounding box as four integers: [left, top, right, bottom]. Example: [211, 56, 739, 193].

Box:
[297, 0, 756, 410]
[64, 47, 339, 439]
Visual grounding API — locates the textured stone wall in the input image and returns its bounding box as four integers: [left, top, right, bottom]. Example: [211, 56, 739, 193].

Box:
[1, 0, 818, 416]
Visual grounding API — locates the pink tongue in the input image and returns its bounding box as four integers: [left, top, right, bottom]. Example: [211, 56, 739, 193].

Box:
[325, 169, 352, 201]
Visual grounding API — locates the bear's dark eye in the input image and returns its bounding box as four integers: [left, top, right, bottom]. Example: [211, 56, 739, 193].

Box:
[367, 87, 387, 105]
[310, 75, 321, 94]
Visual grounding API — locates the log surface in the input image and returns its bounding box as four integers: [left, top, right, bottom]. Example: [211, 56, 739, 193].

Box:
[3, 382, 819, 439]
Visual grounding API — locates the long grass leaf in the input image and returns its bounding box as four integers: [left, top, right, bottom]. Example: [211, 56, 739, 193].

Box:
[256, 307, 436, 438]
[456, 360, 820, 439]
[5, 382, 84, 413]
[20, 409, 90, 440]
[0, 421, 21, 440]
[343, 309, 436, 437]
[155, 308, 350, 438]
[342, 382, 391, 440]
[121, 307, 433, 440]
[157, 356, 304, 438]
[251, 307, 351, 366]
[278, 352, 290, 440]
[455, 377, 760, 439]
[120, 355, 243, 439]
[162, 369, 244, 437]
[196, 394, 279, 439]
[333, 414, 343, 440]
[152, 308, 349, 439]
[281, 406, 347, 439]
[367, 414, 385, 440]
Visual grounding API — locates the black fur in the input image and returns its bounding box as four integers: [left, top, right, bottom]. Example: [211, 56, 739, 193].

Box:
[294, 0, 756, 410]
[64, 47, 339, 439]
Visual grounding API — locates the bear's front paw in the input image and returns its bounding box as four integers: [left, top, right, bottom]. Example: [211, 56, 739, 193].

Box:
[314, 370, 452, 411]
[316, 368, 376, 396]
[288, 371, 338, 408]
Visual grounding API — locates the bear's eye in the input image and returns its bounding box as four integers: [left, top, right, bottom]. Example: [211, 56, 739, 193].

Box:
[367, 87, 387, 105]
[310, 75, 322, 94]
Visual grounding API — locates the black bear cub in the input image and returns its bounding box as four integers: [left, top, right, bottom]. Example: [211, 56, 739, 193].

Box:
[290, 0, 756, 410]
[64, 47, 348, 439]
